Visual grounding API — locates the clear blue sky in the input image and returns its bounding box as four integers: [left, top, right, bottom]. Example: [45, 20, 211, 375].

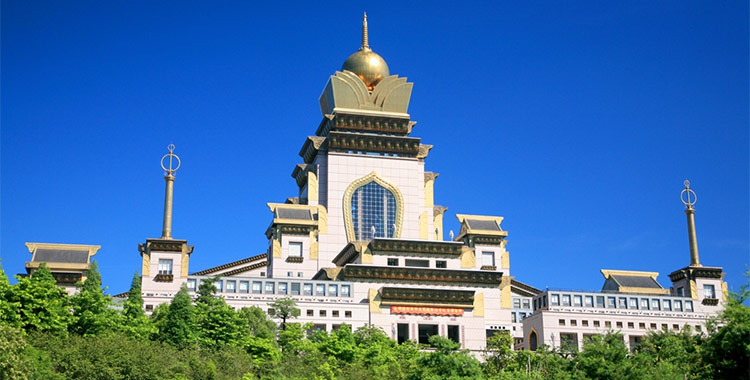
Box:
[2, 1, 748, 295]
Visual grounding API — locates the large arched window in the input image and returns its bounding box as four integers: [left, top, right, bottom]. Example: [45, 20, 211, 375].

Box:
[352, 181, 396, 240]
[529, 331, 538, 351]
[344, 172, 403, 242]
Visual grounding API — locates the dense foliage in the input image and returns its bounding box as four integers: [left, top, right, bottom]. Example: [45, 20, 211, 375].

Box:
[0, 261, 747, 380]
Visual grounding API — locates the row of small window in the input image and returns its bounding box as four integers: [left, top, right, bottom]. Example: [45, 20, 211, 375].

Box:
[387, 258, 447, 268]
[187, 278, 352, 297]
[396, 323, 460, 345]
[544, 294, 694, 312]
[558, 318, 703, 332]
[512, 297, 531, 310]
[304, 309, 352, 318]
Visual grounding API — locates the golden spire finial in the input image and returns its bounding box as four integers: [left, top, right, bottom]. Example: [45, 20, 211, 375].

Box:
[361, 12, 369, 50]
[681, 179, 701, 266]
[160, 144, 181, 239]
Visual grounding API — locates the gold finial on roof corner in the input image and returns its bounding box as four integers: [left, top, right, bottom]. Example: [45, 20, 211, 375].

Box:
[362, 12, 369, 50]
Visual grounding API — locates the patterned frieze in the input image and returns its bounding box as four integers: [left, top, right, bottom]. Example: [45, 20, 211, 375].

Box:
[326, 131, 420, 156]
[369, 238, 463, 256]
[379, 287, 475, 306]
[343, 264, 503, 286]
[299, 136, 327, 164]
[316, 113, 413, 137]
[190, 253, 268, 276]
[333, 243, 361, 266]
[220, 261, 269, 277]
[669, 266, 724, 281]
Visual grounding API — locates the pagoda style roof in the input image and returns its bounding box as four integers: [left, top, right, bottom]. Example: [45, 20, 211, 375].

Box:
[600, 269, 670, 295]
[511, 279, 543, 297]
[379, 287, 475, 307]
[342, 264, 502, 287]
[454, 214, 508, 246]
[265, 203, 325, 238]
[24, 242, 100, 274]
[190, 253, 268, 276]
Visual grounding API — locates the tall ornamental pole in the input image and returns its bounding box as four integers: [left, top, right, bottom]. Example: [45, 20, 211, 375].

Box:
[160, 144, 181, 239]
[681, 179, 701, 267]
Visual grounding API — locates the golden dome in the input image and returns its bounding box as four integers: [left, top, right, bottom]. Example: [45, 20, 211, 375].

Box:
[341, 13, 390, 90]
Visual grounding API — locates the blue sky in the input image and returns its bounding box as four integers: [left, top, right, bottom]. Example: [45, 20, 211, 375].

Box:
[2, 1, 748, 295]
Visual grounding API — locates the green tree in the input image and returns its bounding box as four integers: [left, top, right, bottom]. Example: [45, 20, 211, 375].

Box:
[483, 330, 515, 376]
[0, 326, 30, 380]
[703, 272, 750, 380]
[160, 284, 196, 348]
[123, 272, 144, 319]
[238, 306, 277, 340]
[268, 297, 300, 330]
[10, 264, 71, 333]
[69, 261, 116, 336]
[0, 260, 20, 327]
[119, 272, 155, 339]
[408, 335, 484, 380]
[195, 276, 221, 307]
[573, 332, 629, 380]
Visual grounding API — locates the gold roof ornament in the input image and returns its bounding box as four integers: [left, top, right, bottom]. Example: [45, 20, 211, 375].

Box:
[342, 13, 390, 91]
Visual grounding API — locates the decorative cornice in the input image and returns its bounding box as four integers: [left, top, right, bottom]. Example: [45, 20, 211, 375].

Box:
[433, 206, 448, 216]
[379, 287, 475, 306]
[317, 113, 413, 136]
[327, 131, 420, 156]
[342, 265, 502, 286]
[286, 256, 304, 263]
[423, 172, 439, 183]
[511, 279, 543, 297]
[51, 272, 83, 284]
[146, 238, 189, 252]
[154, 273, 174, 282]
[702, 298, 719, 306]
[668, 265, 724, 281]
[417, 144, 433, 159]
[299, 136, 327, 164]
[369, 238, 463, 256]
[333, 243, 362, 266]
[279, 225, 315, 235]
[190, 253, 268, 276]
[481, 265, 497, 271]
[472, 236, 506, 246]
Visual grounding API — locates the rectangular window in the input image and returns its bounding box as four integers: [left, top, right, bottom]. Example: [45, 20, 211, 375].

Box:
[522, 299, 531, 309]
[291, 283, 301, 295]
[320, 310, 327, 317]
[663, 300, 671, 311]
[158, 259, 173, 275]
[513, 298, 521, 309]
[303, 283, 313, 296]
[187, 279, 196, 290]
[562, 295, 571, 306]
[674, 300, 682, 311]
[482, 251, 495, 266]
[341, 285, 351, 297]
[640, 298, 649, 310]
[448, 325, 460, 343]
[316, 284, 326, 296]
[226, 281, 236, 293]
[418, 324, 438, 345]
[605, 321, 612, 328]
[287, 271, 293, 277]
[216, 281, 223, 292]
[596, 296, 605, 308]
[704, 284, 716, 299]
[584, 296, 594, 307]
[594, 320, 600, 327]
[677, 287, 685, 297]
[332, 310, 339, 317]
[289, 242, 303, 257]
[573, 295, 582, 306]
[239, 281, 249, 293]
[628, 322, 634, 329]
[652, 299, 660, 310]
[387, 258, 398, 266]
[608, 297, 617, 308]
[639, 322, 646, 329]
[397, 323, 409, 344]
[328, 284, 338, 297]
[559, 319, 566, 326]
[629, 298, 638, 309]
[582, 320, 589, 327]
[436, 260, 447, 268]
[297, 272, 303, 277]
[551, 294, 560, 306]
[404, 259, 429, 268]
[685, 301, 693, 312]
[619, 297, 628, 309]
[512, 313, 517, 323]
[570, 320, 577, 326]
[265, 282, 275, 294]
[344, 310, 352, 318]
[252, 281, 262, 294]
[306, 309, 314, 317]
[278, 282, 288, 295]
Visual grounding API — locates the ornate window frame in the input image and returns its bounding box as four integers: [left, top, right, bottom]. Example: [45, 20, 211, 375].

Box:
[343, 172, 404, 242]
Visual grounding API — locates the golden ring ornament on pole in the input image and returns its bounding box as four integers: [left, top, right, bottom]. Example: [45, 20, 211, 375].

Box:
[161, 144, 181, 176]
[681, 179, 697, 209]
